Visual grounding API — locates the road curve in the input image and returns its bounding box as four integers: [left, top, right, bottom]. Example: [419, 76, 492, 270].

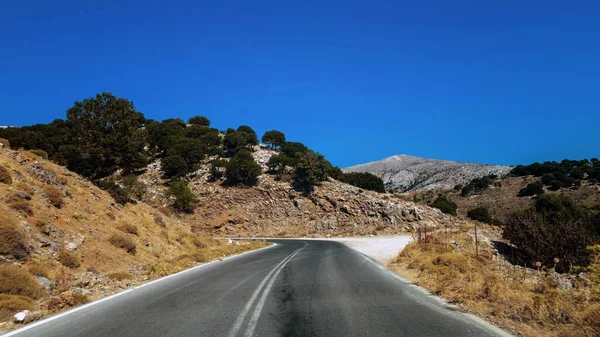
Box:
[3, 239, 509, 337]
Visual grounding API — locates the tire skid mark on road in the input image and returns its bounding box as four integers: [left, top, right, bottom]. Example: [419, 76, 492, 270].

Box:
[228, 242, 308, 337]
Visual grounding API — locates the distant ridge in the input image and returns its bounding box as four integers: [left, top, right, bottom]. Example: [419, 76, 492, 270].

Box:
[343, 154, 512, 192]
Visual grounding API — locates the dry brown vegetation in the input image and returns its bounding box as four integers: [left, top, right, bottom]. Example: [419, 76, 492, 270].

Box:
[390, 226, 600, 337]
[0, 295, 33, 321]
[0, 165, 11, 185]
[0, 214, 27, 259]
[57, 251, 80, 269]
[118, 223, 138, 236]
[106, 271, 134, 281]
[108, 233, 137, 255]
[0, 265, 44, 300]
[43, 185, 63, 208]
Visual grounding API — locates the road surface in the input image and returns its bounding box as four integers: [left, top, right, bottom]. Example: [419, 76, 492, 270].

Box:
[4, 239, 509, 337]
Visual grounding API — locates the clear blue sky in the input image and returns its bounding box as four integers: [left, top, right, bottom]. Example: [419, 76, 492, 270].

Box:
[1, 1, 599, 167]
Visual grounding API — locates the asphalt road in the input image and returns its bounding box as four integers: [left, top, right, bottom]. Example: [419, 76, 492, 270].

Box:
[4, 240, 509, 337]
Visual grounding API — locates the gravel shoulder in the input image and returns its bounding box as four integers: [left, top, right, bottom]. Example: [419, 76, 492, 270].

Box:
[314, 235, 413, 264]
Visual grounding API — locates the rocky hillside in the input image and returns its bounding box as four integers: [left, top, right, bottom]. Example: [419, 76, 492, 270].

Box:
[0, 145, 264, 330]
[344, 154, 512, 192]
[138, 147, 464, 239]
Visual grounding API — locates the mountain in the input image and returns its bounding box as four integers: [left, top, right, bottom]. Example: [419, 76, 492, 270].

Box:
[343, 154, 512, 192]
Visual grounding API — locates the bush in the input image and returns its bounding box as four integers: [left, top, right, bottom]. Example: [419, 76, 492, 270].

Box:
[339, 172, 385, 193]
[0, 165, 12, 184]
[460, 184, 474, 196]
[503, 194, 598, 272]
[0, 265, 45, 299]
[118, 223, 139, 235]
[166, 180, 198, 213]
[467, 206, 491, 223]
[8, 198, 33, 215]
[548, 180, 564, 191]
[122, 174, 146, 200]
[109, 233, 137, 255]
[44, 185, 64, 208]
[430, 196, 457, 216]
[0, 294, 34, 321]
[161, 155, 188, 179]
[57, 251, 80, 269]
[96, 180, 130, 205]
[107, 271, 134, 281]
[292, 151, 330, 194]
[28, 149, 48, 159]
[225, 150, 261, 186]
[0, 215, 28, 259]
[518, 180, 544, 197]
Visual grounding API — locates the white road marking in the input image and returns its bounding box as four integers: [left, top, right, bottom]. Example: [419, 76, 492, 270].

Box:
[2, 243, 277, 337]
[228, 244, 306, 337]
[244, 242, 308, 337]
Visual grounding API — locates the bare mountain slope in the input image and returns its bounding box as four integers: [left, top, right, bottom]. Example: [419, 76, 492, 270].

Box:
[344, 154, 512, 192]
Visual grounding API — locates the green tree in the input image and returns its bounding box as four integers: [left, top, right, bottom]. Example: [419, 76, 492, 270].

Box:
[292, 151, 329, 194]
[261, 130, 286, 148]
[187, 116, 210, 126]
[166, 180, 198, 213]
[225, 150, 262, 186]
[280, 142, 309, 167]
[65, 93, 148, 178]
[161, 155, 188, 179]
[237, 125, 259, 146]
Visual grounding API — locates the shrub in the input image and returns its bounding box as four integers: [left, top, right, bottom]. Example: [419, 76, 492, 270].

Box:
[460, 184, 474, 196]
[0, 138, 10, 148]
[192, 237, 207, 248]
[453, 184, 462, 191]
[118, 223, 139, 235]
[0, 265, 45, 299]
[0, 294, 34, 321]
[292, 151, 330, 194]
[8, 198, 33, 216]
[225, 150, 261, 186]
[0, 215, 28, 259]
[107, 271, 134, 281]
[467, 206, 491, 223]
[548, 180, 564, 191]
[430, 196, 457, 216]
[28, 149, 48, 159]
[0, 165, 12, 184]
[57, 251, 80, 269]
[166, 180, 198, 213]
[503, 194, 598, 272]
[518, 180, 544, 197]
[339, 172, 385, 193]
[122, 174, 146, 200]
[95, 180, 129, 205]
[73, 293, 90, 306]
[44, 186, 63, 208]
[109, 233, 137, 255]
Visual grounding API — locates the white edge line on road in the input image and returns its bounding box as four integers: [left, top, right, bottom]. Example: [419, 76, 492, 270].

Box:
[1, 242, 277, 337]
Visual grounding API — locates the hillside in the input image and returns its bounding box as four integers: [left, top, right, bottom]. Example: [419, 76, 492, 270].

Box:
[0, 145, 265, 331]
[344, 154, 512, 192]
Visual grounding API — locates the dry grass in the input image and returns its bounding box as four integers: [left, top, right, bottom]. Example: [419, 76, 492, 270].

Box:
[72, 293, 90, 306]
[57, 251, 80, 269]
[118, 223, 139, 236]
[43, 185, 63, 208]
[0, 139, 9, 149]
[16, 182, 34, 195]
[27, 149, 48, 160]
[390, 230, 600, 337]
[0, 165, 12, 185]
[107, 271, 134, 281]
[108, 233, 137, 255]
[0, 265, 45, 299]
[0, 294, 34, 321]
[28, 264, 50, 279]
[0, 214, 27, 259]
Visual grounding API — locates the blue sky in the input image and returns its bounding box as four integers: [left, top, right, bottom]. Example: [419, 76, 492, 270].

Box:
[1, 1, 599, 167]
